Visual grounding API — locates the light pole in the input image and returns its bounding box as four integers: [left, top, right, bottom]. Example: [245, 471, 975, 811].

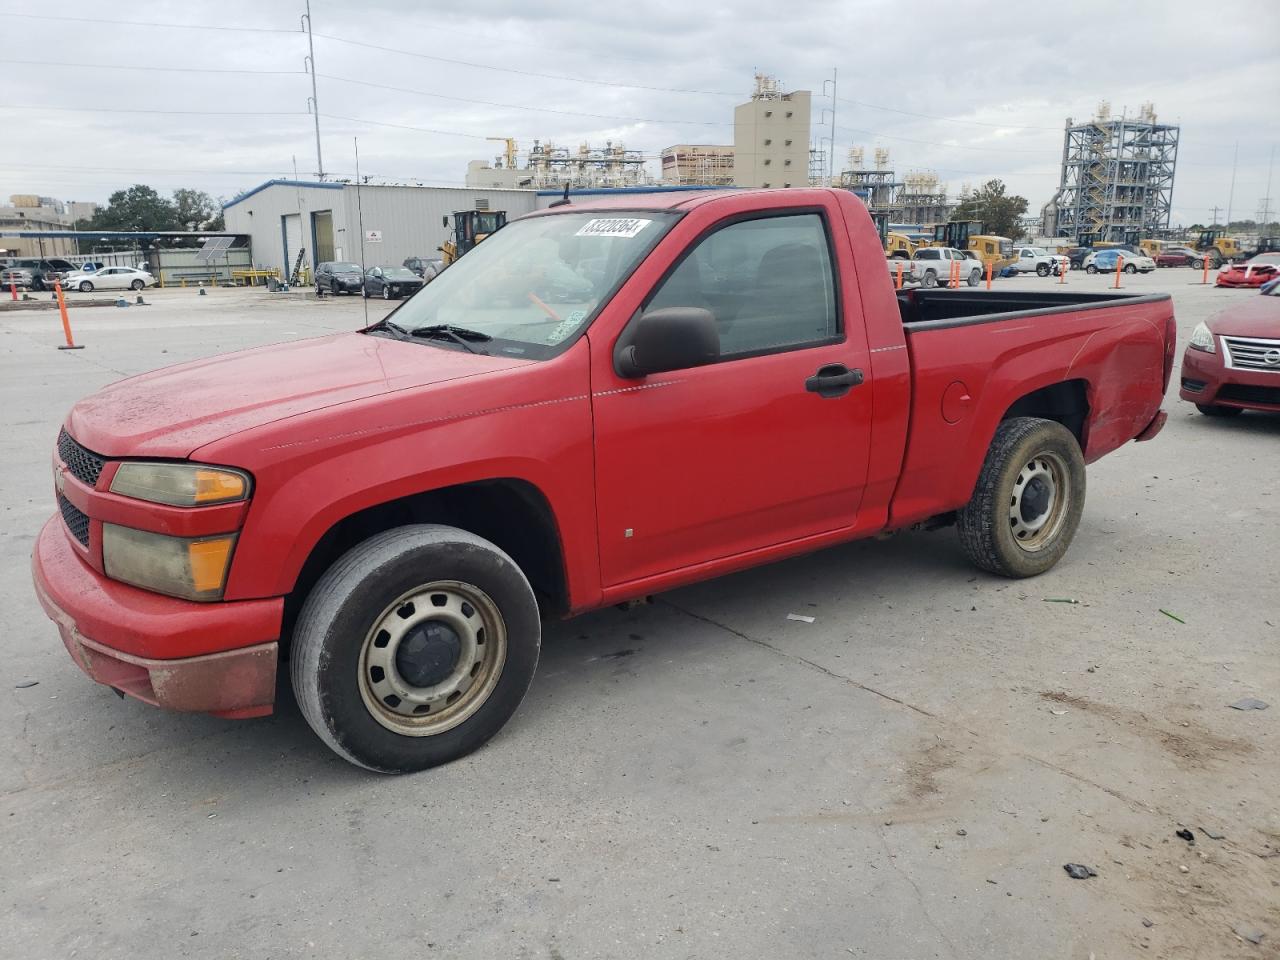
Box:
[302, 0, 325, 180]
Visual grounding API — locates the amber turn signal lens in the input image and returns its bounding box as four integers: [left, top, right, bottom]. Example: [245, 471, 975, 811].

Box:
[194, 469, 247, 504]
[188, 537, 237, 594]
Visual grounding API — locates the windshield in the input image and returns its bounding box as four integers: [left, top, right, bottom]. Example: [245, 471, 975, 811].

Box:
[383, 268, 418, 280]
[1251, 254, 1280, 265]
[998, 239, 1013, 256]
[333, 262, 362, 272]
[1028, 247, 1047, 257]
[383, 211, 677, 358]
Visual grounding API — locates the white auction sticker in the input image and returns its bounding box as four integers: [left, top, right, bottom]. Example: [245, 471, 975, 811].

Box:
[575, 218, 652, 239]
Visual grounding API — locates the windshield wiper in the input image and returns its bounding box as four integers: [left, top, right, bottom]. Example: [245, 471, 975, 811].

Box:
[410, 324, 492, 354]
[366, 317, 411, 338]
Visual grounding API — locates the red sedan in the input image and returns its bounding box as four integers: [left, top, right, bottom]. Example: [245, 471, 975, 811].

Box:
[1156, 247, 1198, 267]
[1216, 253, 1280, 287]
[1180, 285, 1280, 416]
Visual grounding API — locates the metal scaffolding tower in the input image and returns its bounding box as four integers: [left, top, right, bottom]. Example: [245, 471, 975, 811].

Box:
[1056, 102, 1179, 244]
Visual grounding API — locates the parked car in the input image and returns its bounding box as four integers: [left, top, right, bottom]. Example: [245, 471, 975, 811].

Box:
[1215, 252, 1280, 288]
[1155, 246, 1199, 268]
[2, 258, 77, 290]
[363, 266, 425, 300]
[1066, 247, 1094, 270]
[314, 261, 365, 295]
[63, 266, 155, 292]
[1083, 249, 1156, 274]
[33, 189, 1174, 772]
[0, 264, 36, 290]
[912, 247, 984, 287]
[1180, 281, 1279, 416]
[1011, 246, 1069, 277]
[403, 256, 444, 282]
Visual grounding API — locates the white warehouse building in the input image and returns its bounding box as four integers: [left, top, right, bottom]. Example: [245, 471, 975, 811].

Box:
[221, 180, 539, 278]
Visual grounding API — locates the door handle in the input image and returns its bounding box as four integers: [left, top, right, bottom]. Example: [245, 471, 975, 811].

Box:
[805, 364, 864, 398]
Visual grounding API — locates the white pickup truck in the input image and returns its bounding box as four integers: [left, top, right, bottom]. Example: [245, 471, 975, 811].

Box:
[910, 247, 984, 287]
[1011, 246, 1069, 277]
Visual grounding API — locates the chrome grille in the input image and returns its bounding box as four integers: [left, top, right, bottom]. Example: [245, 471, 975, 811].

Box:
[1223, 336, 1280, 372]
[58, 494, 90, 547]
[57, 429, 106, 487]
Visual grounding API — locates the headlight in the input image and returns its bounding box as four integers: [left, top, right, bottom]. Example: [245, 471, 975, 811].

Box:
[110, 462, 250, 506]
[102, 524, 238, 601]
[1188, 322, 1216, 353]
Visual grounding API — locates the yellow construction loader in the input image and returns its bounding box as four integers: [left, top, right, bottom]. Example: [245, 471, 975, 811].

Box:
[440, 210, 508, 267]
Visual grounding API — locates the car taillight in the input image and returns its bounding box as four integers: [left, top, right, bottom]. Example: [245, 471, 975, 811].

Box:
[1162, 314, 1176, 392]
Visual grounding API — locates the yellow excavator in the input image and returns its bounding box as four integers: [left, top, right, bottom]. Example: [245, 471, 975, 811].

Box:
[872, 213, 917, 259]
[926, 220, 1015, 271]
[1189, 229, 1243, 267]
[440, 209, 508, 267]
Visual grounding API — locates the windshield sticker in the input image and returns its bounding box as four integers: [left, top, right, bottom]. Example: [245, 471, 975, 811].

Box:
[575, 218, 652, 239]
[546, 310, 587, 344]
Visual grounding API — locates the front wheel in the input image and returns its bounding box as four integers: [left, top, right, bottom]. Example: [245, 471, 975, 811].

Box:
[1191, 259, 1205, 269]
[957, 418, 1086, 578]
[78, 280, 94, 293]
[1036, 263, 1050, 277]
[291, 525, 541, 773]
[967, 268, 982, 287]
[1196, 403, 1242, 418]
[1085, 264, 1098, 274]
[361, 285, 369, 299]
[383, 285, 392, 300]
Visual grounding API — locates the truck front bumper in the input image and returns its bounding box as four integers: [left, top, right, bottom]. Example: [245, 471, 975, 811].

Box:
[31, 516, 282, 719]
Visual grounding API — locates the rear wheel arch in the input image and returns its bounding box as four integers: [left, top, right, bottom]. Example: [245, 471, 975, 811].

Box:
[283, 478, 570, 646]
[998, 379, 1090, 449]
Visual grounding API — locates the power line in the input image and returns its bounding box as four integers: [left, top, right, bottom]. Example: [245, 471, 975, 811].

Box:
[0, 104, 308, 117]
[0, 57, 303, 75]
[835, 124, 1046, 154]
[1, 12, 299, 33]
[311, 32, 740, 97]
[320, 113, 493, 141]
[837, 96, 1062, 133]
[317, 73, 732, 126]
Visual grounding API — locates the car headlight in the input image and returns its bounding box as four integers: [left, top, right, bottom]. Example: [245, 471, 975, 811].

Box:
[103, 524, 238, 601]
[110, 462, 250, 506]
[1188, 322, 1216, 353]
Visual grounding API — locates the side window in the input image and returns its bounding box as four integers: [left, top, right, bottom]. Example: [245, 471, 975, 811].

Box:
[917, 249, 938, 260]
[646, 213, 839, 359]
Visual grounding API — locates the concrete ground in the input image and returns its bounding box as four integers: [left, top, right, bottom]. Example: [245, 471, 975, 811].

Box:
[1, 273, 1276, 959]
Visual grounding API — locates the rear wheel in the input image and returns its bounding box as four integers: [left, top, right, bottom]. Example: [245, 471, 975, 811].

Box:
[130, 279, 145, 290]
[290, 525, 541, 773]
[957, 418, 1086, 578]
[1036, 263, 1050, 277]
[922, 270, 938, 288]
[1085, 264, 1098, 274]
[1192, 258, 1205, 269]
[383, 285, 392, 300]
[1124, 264, 1137, 274]
[1196, 403, 1242, 418]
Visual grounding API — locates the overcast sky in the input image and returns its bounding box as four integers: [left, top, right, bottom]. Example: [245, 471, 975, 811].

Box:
[2, 0, 1277, 226]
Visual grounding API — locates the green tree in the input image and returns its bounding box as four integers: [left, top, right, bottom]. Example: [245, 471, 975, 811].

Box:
[88, 185, 179, 233]
[173, 188, 221, 231]
[952, 179, 1030, 241]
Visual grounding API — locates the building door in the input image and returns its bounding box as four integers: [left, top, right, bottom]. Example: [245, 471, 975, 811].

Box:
[312, 210, 335, 264]
[281, 213, 304, 276]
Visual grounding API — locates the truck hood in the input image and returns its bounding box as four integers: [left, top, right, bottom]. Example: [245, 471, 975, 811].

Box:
[66, 332, 531, 458]
[1206, 294, 1280, 339]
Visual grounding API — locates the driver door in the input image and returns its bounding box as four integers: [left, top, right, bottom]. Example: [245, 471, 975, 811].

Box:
[591, 208, 874, 587]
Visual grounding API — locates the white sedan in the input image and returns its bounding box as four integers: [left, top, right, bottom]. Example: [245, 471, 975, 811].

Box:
[64, 266, 156, 292]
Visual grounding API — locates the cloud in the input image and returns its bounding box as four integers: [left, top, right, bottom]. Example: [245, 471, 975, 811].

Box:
[2, 0, 1276, 225]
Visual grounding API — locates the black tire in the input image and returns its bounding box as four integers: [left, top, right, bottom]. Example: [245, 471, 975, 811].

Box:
[1196, 403, 1242, 417]
[383, 284, 392, 300]
[130, 279, 145, 290]
[78, 280, 94, 293]
[1085, 264, 1098, 274]
[291, 524, 541, 773]
[1192, 259, 1205, 270]
[957, 418, 1086, 578]
[361, 285, 369, 299]
[1124, 264, 1137, 274]
[922, 270, 938, 288]
[967, 268, 981, 287]
[1036, 263, 1050, 277]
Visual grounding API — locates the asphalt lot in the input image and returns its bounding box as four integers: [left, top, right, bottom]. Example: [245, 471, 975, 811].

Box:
[2, 273, 1277, 959]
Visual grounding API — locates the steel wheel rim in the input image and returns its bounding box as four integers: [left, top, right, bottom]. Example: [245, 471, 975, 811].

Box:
[1008, 452, 1069, 552]
[357, 580, 508, 737]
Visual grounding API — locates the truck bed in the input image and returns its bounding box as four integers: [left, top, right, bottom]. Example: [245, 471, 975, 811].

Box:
[896, 289, 1169, 328]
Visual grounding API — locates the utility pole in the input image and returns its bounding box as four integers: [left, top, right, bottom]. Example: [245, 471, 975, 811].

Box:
[1225, 141, 1238, 228]
[1209, 205, 1223, 228]
[302, 0, 324, 180]
[1261, 144, 1275, 228]
[828, 68, 837, 185]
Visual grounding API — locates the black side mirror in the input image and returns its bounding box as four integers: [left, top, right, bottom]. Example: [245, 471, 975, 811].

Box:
[442, 216, 450, 228]
[616, 307, 719, 378]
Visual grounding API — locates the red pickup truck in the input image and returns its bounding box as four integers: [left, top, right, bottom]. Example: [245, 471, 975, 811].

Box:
[33, 189, 1174, 772]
